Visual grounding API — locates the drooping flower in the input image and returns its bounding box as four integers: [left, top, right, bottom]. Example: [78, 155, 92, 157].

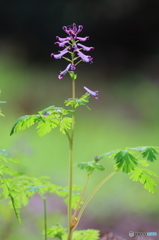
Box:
[50, 48, 68, 59]
[58, 64, 76, 79]
[56, 36, 71, 42]
[84, 86, 99, 99]
[75, 36, 89, 41]
[51, 23, 94, 78]
[54, 40, 70, 47]
[77, 50, 93, 63]
[77, 43, 94, 52]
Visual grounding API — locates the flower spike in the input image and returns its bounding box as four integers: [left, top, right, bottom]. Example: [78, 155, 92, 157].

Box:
[51, 23, 94, 78]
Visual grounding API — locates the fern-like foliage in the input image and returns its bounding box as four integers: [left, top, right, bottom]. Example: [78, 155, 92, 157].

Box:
[10, 106, 74, 137]
[96, 146, 159, 194]
[45, 224, 66, 239]
[65, 93, 91, 110]
[0, 150, 82, 223]
[76, 161, 105, 175]
[45, 225, 100, 240]
[0, 151, 24, 223]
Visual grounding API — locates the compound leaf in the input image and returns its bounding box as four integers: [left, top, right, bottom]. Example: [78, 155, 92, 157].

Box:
[10, 115, 37, 135]
[114, 150, 138, 173]
[142, 147, 158, 162]
[130, 167, 158, 194]
[46, 224, 66, 239]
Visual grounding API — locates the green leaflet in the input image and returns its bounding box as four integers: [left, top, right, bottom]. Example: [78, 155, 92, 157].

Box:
[45, 224, 66, 239]
[36, 119, 59, 137]
[142, 147, 158, 162]
[60, 117, 72, 134]
[98, 149, 119, 160]
[114, 150, 138, 173]
[64, 193, 82, 210]
[41, 105, 55, 114]
[10, 115, 38, 135]
[130, 167, 158, 194]
[46, 226, 99, 240]
[56, 185, 82, 210]
[76, 161, 105, 175]
[65, 93, 91, 109]
[95, 146, 158, 194]
[0, 177, 22, 223]
[130, 146, 159, 162]
[10, 105, 73, 137]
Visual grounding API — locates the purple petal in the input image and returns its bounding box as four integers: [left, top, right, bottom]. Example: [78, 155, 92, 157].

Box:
[77, 50, 93, 63]
[54, 40, 69, 47]
[58, 47, 69, 53]
[75, 36, 89, 42]
[56, 36, 71, 42]
[62, 26, 70, 34]
[72, 23, 78, 33]
[58, 64, 76, 79]
[58, 74, 63, 79]
[77, 43, 94, 51]
[58, 63, 72, 79]
[76, 25, 83, 35]
[68, 30, 76, 37]
[84, 86, 99, 99]
[50, 48, 68, 59]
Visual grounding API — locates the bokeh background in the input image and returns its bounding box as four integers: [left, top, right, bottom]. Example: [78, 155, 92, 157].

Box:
[0, 0, 159, 239]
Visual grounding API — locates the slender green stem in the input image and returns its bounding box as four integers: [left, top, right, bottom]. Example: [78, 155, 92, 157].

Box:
[67, 80, 76, 240]
[76, 171, 116, 225]
[72, 175, 90, 220]
[43, 198, 47, 240]
[67, 141, 73, 239]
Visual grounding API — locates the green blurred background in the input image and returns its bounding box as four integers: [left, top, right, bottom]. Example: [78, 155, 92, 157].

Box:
[0, 0, 159, 239]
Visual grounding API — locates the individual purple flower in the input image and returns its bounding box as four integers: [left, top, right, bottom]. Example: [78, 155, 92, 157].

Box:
[56, 36, 71, 42]
[62, 26, 71, 35]
[75, 25, 83, 35]
[75, 36, 89, 41]
[77, 50, 93, 63]
[77, 43, 94, 51]
[84, 86, 99, 99]
[58, 64, 76, 79]
[50, 48, 68, 59]
[54, 41, 69, 47]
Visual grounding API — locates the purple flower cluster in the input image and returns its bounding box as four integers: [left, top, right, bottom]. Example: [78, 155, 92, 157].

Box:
[50, 23, 94, 79]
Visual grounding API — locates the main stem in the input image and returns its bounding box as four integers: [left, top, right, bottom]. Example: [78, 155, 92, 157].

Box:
[43, 198, 47, 240]
[67, 80, 76, 240]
